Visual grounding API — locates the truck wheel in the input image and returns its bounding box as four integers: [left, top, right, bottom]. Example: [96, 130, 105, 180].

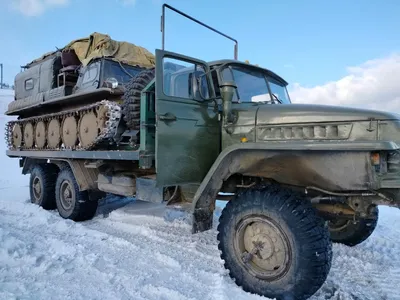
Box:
[55, 167, 98, 221]
[29, 164, 58, 210]
[217, 186, 332, 300]
[121, 68, 155, 130]
[328, 207, 378, 246]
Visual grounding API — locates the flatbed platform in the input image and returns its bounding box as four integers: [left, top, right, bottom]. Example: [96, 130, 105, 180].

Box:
[6, 149, 140, 161]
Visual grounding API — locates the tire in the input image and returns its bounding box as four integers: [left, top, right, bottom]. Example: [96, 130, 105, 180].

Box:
[217, 186, 332, 300]
[55, 167, 98, 221]
[328, 206, 379, 246]
[29, 164, 58, 210]
[121, 68, 155, 130]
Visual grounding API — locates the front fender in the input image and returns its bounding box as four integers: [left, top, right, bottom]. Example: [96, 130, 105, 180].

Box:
[191, 140, 397, 233]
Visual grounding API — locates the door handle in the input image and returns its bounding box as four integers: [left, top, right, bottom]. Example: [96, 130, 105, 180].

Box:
[158, 113, 177, 122]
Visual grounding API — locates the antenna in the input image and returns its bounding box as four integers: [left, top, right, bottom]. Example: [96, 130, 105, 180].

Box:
[161, 3, 238, 60]
[0, 63, 3, 89]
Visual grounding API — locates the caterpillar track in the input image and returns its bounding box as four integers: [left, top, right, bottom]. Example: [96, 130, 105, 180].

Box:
[5, 100, 122, 151]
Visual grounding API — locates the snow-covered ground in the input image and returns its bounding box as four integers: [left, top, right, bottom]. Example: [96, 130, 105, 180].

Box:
[1, 89, 400, 300]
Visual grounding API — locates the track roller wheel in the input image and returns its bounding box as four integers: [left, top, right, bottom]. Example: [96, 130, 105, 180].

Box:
[78, 112, 99, 148]
[47, 118, 61, 149]
[12, 123, 22, 148]
[24, 122, 34, 148]
[35, 121, 46, 149]
[62, 116, 78, 148]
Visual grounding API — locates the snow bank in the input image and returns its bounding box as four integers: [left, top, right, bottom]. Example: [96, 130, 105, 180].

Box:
[0, 89, 399, 300]
[0, 89, 29, 196]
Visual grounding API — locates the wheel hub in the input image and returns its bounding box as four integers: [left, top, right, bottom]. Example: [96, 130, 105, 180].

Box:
[32, 176, 42, 202]
[60, 181, 74, 210]
[328, 218, 351, 232]
[235, 216, 291, 280]
[244, 228, 275, 260]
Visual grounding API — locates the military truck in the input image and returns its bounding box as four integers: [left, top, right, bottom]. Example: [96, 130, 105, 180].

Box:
[4, 3, 400, 300]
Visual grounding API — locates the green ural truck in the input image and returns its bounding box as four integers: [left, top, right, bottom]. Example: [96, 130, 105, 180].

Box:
[4, 4, 400, 300]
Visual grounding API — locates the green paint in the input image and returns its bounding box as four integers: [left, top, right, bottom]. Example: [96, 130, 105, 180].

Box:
[139, 79, 156, 169]
[154, 50, 220, 187]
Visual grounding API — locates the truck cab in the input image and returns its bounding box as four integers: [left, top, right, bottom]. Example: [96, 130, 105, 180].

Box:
[74, 57, 144, 94]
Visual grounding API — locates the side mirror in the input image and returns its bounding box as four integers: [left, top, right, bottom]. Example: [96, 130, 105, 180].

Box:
[220, 81, 237, 123]
[189, 71, 210, 101]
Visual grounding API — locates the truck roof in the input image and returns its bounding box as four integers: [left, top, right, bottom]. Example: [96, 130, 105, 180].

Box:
[208, 59, 288, 86]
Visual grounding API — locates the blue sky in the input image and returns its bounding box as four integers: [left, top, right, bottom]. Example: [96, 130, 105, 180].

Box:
[0, 0, 400, 102]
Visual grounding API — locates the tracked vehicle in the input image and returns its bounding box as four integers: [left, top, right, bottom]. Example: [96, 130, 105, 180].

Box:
[4, 4, 400, 300]
[5, 32, 155, 151]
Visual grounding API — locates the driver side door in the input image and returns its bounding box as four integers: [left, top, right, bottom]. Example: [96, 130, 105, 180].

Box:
[155, 49, 221, 187]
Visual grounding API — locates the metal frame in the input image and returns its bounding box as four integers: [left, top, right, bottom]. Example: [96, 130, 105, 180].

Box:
[156, 49, 215, 101]
[139, 79, 156, 169]
[161, 3, 239, 60]
[100, 58, 144, 85]
[6, 150, 140, 161]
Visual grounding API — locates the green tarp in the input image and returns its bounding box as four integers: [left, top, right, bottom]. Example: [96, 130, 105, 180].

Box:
[27, 32, 155, 69]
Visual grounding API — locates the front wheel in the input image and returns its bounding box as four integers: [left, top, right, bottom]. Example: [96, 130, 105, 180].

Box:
[217, 186, 332, 300]
[55, 167, 98, 221]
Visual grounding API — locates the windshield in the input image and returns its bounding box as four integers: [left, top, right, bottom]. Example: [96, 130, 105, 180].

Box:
[102, 60, 143, 85]
[220, 65, 291, 104]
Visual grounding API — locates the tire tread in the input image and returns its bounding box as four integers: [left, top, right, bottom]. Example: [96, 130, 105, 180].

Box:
[55, 167, 98, 221]
[29, 164, 59, 210]
[121, 68, 155, 130]
[217, 186, 332, 300]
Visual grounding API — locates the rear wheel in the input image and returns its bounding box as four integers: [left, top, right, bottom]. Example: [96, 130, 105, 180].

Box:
[29, 164, 58, 210]
[217, 186, 332, 300]
[55, 167, 98, 221]
[328, 207, 379, 246]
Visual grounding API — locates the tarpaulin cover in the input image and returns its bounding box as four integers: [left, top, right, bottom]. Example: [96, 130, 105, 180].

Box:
[26, 32, 155, 68]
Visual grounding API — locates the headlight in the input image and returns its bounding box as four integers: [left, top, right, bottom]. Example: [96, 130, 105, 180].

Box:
[104, 77, 119, 89]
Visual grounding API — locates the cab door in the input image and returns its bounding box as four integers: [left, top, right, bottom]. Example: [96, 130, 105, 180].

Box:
[154, 49, 220, 187]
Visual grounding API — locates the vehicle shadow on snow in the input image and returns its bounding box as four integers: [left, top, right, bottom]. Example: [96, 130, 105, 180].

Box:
[94, 193, 226, 227]
[95, 194, 135, 217]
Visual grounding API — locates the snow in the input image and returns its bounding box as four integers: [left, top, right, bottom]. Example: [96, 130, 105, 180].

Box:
[1, 89, 400, 300]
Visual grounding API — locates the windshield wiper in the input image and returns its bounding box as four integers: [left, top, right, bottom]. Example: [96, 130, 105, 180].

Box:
[271, 93, 283, 104]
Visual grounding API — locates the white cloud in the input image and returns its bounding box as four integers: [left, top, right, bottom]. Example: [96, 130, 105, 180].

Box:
[10, 0, 69, 16]
[289, 53, 400, 112]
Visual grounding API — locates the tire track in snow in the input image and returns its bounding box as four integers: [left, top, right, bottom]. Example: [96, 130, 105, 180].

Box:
[1, 190, 399, 299]
[0, 197, 265, 300]
[86, 216, 255, 300]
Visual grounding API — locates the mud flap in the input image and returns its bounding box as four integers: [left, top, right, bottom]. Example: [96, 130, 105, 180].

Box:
[192, 207, 213, 233]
